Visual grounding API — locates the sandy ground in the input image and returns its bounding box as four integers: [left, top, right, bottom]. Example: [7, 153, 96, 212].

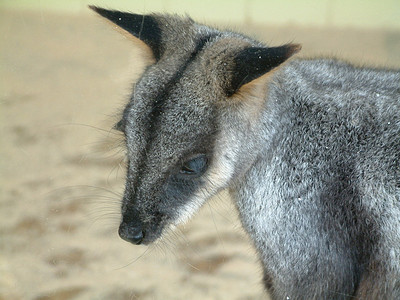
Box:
[1, 8, 400, 300]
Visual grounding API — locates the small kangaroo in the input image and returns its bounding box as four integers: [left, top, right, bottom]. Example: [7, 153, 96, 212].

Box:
[90, 6, 400, 299]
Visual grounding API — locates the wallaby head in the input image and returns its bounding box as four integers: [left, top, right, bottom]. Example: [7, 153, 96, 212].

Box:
[90, 6, 300, 245]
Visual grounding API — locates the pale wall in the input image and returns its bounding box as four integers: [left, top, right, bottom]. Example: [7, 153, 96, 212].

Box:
[1, 0, 400, 29]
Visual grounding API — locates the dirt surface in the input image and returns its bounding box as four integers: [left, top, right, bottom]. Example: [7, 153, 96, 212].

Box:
[1, 9, 400, 300]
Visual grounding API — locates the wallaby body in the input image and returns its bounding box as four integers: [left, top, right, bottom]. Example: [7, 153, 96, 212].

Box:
[234, 59, 400, 298]
[91, 7, 400, 299]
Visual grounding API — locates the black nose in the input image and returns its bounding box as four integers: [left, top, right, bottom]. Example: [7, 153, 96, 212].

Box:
[118, 221, 144, 245]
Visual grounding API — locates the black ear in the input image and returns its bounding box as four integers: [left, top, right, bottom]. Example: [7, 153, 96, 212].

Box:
[89, 6, 163, 60]
[226, 44, 301, 96]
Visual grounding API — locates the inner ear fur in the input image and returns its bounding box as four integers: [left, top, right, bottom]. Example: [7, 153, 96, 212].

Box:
[226, 44, 301, 97]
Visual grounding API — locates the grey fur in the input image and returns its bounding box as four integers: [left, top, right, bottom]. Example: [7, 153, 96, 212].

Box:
[91, 7, 400, 299]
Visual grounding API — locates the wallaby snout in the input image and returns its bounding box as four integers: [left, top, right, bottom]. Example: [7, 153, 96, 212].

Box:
[118, 220, 144, 245]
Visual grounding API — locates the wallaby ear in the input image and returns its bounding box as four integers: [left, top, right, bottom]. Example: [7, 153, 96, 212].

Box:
[226, 44, 301, 96]
[89, 6, 163, 60]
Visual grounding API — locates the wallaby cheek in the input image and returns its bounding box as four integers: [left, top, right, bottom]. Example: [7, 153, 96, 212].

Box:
[208, 129, 241, 186]
[162, 177, 204, 224]
[172, 154, 236, 225]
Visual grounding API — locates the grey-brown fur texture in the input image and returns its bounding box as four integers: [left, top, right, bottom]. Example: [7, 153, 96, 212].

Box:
[90, 6, 400, 299]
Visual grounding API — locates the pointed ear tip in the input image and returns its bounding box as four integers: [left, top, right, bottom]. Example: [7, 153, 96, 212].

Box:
[288, 43, 302, 55]
[88, 5, 103, 14]
[88, 5, 109, 15]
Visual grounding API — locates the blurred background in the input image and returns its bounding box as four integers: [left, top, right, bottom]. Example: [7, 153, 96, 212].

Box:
[2, 0, 400, 28]
[1, 1, 400, 300]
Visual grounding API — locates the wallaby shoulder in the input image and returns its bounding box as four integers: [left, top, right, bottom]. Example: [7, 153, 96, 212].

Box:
[264, 58, 400, 148]
[258, 58, 400, 193]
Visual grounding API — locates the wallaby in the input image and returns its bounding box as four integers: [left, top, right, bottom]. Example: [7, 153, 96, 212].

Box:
[90, 6, 400, 299]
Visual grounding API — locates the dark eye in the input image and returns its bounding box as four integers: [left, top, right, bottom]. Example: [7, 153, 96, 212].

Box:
[179, 154, 208, 177]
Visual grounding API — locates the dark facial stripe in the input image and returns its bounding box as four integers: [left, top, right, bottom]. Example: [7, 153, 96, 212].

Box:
[132, 34, 219, 200]
[152, 33, 219, 119]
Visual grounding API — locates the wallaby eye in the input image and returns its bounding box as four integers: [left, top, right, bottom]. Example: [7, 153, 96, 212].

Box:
[179, 154, 208, 177]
